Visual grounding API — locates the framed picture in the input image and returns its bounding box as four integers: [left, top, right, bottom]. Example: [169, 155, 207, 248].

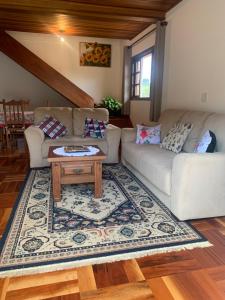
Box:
[80, 42, 111, 67]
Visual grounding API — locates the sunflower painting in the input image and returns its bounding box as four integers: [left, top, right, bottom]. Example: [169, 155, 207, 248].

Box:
[80, 42, 111, 67]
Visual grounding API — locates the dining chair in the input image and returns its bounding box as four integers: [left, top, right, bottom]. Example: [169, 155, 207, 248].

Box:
[2, 99, 29, 148]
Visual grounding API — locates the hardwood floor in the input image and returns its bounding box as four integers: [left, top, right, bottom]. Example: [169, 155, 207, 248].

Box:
[1, 139, 225, 299]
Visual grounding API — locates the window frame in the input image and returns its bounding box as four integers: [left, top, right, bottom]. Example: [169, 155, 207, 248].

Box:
[130, 47, 154, 101]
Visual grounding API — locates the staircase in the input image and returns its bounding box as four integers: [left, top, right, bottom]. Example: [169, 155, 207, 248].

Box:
[0, 31, 94, 108]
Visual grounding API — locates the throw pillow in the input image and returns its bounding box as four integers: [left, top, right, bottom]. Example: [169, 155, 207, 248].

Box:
[161, 122, 193, 153]
[39, 115, 67, 139]
[84, 118, 107, 139]
[136, 124, 161, 145]
[195, 130, 216, 153]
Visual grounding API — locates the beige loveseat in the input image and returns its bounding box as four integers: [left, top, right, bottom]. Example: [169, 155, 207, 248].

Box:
[122, 109, 225, 221]
[25, 107, 121, 168]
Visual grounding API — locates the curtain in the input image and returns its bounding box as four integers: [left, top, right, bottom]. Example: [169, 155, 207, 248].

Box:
[150, 21, 167, 121]
[122, 46, 132, 115]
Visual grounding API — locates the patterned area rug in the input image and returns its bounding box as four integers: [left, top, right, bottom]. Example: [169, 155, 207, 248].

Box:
[0, 164, 211, 277]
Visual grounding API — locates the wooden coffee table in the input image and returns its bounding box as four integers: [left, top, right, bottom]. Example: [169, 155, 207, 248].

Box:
[47, 146, 106, 202]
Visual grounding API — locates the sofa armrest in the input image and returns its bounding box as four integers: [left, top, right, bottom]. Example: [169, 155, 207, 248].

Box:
[171, 153, 225, 220]
[24, 126, 46, 168]
[121, 128, 136, 144]
[104, 124, 121, 163]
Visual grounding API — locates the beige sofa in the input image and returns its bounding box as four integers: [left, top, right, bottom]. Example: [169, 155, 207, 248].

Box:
[25, 107, 121, 168]
[122, 109, 225, 221]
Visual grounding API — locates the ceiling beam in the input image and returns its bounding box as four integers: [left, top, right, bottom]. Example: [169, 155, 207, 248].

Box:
[66, 0, 181, 11]
[0, 1, 165, 21]
[0, 9, 156, 24]
[0, 24, 140, 39]
[0, 8, 152, 39]
[0, 11, 150, 30]
[0, 1, 183, 39]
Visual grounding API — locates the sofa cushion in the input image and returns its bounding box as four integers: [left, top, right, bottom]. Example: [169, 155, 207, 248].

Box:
[136, 124, 160, 145]
[73, 108, 109, 136]
[161, 122, 193, 153]
[84, 118, 107, 139]
[41, 135, 108, 159]
[34, 107, 73, 136]
[123, 143, 176, 196]
[39, 115, 67, 139]
[179, 111, 211, 152]
[159, 109, 186, 141]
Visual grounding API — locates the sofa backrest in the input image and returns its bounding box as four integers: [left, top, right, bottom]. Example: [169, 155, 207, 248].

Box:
[179, 111, 211, 152]
[159, 109, 186, 140]
[73, 108, 109, 136]
[34, 107, 73, 135]
[159, 109, 225, 153]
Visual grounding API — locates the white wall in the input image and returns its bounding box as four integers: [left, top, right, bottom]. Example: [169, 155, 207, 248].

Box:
[128, 25, 156, 126]
[0, 52, 71, 110]
[9, 31, 125, 104]
[163, 0, 225, 113]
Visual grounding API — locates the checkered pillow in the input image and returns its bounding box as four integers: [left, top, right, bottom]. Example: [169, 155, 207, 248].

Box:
[84, 118, 107, 139]
[39, 115, 67, 139]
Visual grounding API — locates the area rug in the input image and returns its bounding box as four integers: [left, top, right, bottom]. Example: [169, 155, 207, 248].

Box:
[0, 164, 211, 277]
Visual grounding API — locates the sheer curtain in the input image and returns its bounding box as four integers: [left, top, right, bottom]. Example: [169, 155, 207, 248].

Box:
[122, 46, 132, 115]
[150, 21, 167, 122]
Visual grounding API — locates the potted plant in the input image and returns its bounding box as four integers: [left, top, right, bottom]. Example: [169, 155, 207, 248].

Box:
[101, 96, 122, 116]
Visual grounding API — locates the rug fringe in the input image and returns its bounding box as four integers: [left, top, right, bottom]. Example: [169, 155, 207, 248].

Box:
[0, 241, 212, 278]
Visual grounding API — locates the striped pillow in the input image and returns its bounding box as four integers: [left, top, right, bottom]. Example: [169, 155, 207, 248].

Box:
[39, 115, 67, 139]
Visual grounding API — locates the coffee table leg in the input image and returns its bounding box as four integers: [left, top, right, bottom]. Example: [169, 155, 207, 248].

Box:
[94, 162, 102, 198]
[52, 162, 61, 202]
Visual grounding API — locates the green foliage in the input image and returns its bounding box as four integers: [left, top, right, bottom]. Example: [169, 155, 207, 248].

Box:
[102, 96, 122, 112]
[140, 79, 150, 98]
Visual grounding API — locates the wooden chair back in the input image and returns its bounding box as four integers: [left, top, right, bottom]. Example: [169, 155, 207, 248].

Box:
[2, 99, 28, 128]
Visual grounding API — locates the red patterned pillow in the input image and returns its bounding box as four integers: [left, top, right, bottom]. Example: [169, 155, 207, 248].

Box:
[39, 115, 67, 139]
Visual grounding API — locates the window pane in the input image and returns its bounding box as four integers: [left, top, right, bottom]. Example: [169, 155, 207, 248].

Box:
[140, 54, 152, 98]
[136, 60, 141, 72]
[135, 73, 140, 84]
[131, 75, 135, 96]
[135, 85, 139, 96]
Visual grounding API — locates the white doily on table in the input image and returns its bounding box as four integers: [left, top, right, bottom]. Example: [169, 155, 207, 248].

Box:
[53, 146, 100, 157]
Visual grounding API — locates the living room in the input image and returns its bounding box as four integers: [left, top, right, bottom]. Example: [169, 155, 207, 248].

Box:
[1, 0, 225, 299]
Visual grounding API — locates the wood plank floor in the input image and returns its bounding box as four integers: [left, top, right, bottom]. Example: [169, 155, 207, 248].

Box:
[1, 139, 225, 299]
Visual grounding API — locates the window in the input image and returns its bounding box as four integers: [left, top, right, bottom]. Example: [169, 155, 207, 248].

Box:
[131, 48, 153, 100]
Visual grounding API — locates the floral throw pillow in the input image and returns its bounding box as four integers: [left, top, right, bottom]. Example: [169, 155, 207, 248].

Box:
[84, 118, 107, 139]
[161, 123, 193, 153]
[136, 124, 161, 145]
[39, 115, 67, 139]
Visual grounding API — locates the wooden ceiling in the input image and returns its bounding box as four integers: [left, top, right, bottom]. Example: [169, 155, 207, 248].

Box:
[0, 0, 182, 40]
